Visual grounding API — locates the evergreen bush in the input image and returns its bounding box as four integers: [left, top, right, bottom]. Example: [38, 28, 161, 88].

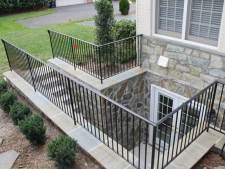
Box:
[95, 0, 115, 45]
[0, 91, 16, 113]
[48, 135, 77, 169]
[113, 19, 136, 40]
[119, 0, 130, 15]
[0, 79, 7, 95]
[10, 101, 31, 125]
[0, 0, 49, 15]
[19, 114, 46, 145]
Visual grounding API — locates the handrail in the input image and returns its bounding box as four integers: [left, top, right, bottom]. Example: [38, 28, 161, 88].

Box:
[1, 39, 156, 127]
[98, 34, 143, 47]
[48, 30, 99, 47]
[3, 39, 225, 169]
[48, 29, 142, 47]
[48, 30, 143, 83]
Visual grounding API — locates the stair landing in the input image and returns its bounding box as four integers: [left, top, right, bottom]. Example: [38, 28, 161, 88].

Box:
[165, 130, 224, 169]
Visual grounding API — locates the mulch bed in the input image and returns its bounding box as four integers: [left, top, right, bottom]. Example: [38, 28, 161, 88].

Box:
[193, 150, 225, 169]
[0, 94, 104, 169]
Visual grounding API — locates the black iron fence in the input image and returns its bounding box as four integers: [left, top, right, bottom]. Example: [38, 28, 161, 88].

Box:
[2, 40, 156, 169]
[2, 39, 225, 169]
[48, 30, 142, 83]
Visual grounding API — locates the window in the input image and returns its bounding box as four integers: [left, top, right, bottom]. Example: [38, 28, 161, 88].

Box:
[158, 0, 185, 37]
[157, 93, 173, 143]
[156, 0, 225, 46]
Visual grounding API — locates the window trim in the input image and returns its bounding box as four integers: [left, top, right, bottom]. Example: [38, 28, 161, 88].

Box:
[152, 0, 225, 52]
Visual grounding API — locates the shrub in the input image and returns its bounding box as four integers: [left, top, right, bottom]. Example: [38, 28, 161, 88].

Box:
[10, 102, 31, 125]
[0, 79, 7, 95]
[48, 135, 77, 169]
[19, 114, 46, 145]
[95, 0, 115, 45]
[113, 20, 136, 40]
[119, 0, 130, 15]
[0, 0, 49, 15]
[0, 91, 16, 113]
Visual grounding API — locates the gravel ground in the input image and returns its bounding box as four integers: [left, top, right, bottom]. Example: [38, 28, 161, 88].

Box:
[0, 95, 104, 169]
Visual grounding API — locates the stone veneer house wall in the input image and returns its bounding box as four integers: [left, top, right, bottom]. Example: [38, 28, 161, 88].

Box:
[133, 0, 225, 121]
[102, 0, 225, 125]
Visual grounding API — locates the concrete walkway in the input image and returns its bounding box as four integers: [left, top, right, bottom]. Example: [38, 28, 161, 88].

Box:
[4, 71, 134, 169]
[79, 13, 135, 27]
[17, 1, 136, 28]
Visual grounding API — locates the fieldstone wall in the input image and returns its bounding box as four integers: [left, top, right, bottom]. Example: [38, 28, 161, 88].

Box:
[101, 73, 146, 118]
[142, 36, 225, 90]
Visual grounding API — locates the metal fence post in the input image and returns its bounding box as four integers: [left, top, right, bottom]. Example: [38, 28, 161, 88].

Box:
[151, 126, 157, 169]
[2, 40, 12, 71]
[207, 82, 217, 132]
[48, 30, 55, 58]
[70, 38, 77, 70]
[26, 54, 36, 91]
[67, 78, 77, 125]
[98, 47, 103, 84]
[139, 35, 143, 67]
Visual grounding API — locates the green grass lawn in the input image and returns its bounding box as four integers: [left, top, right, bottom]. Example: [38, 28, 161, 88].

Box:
[0, 9, 95, 78]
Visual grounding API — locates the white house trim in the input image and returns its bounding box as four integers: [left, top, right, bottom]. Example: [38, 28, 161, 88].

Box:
[218, 1, 225, 53]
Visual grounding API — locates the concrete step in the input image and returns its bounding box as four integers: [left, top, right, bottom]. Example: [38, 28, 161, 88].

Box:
[0, 150, 19, 169]
[47, 58, 144, 91]
[165, 130, 224, 169]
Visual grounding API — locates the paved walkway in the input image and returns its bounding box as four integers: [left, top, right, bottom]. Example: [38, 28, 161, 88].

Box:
[17, 1, 136, 28]
[80, 13, 135, 27]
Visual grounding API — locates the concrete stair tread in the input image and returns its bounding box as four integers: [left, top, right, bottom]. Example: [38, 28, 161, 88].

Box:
[0, 150, 19, 169]
[166, 131, 222, 169]
[48, 58, 144, 91]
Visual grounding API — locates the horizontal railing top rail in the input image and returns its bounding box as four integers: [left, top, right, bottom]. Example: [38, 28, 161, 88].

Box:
[48, 29, 143, 47]
[2, 39, 155, 127]
[48, 30, 99, 47]
[48, 30, 143, 83]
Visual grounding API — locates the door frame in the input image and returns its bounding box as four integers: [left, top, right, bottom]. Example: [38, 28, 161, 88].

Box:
[150, 85, 188, 123]
[149, 85, 188, 147]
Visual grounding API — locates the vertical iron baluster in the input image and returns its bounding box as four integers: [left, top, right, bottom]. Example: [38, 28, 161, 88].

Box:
[144, 123, 149, 169]
[109, 102, 114, 150]
[91, 92, 97, 137]
[215, 83, 224, 129]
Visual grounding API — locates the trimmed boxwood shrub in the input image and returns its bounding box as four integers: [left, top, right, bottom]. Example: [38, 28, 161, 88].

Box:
[113, 19, 136, 40]
[95, 0, 115, 45]
[10, 101, 31, 125]
[0, 80, 7, 95]
[19, 114, 46, 145]
[0, 91, 16, 113]
[48, 135, 77, 169]
[119, 0, 130, 15]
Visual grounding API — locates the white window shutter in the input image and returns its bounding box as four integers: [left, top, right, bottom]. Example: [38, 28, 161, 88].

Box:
[158, 0, 185, 33]
[189, 0, 224, 42]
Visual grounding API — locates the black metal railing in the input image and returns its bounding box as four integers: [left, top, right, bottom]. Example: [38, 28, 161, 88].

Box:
[48, 30, 142, 83]
[3, 39, 225, 169]
[150, 81, 218, 169]
[2, 40, 155, 169]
